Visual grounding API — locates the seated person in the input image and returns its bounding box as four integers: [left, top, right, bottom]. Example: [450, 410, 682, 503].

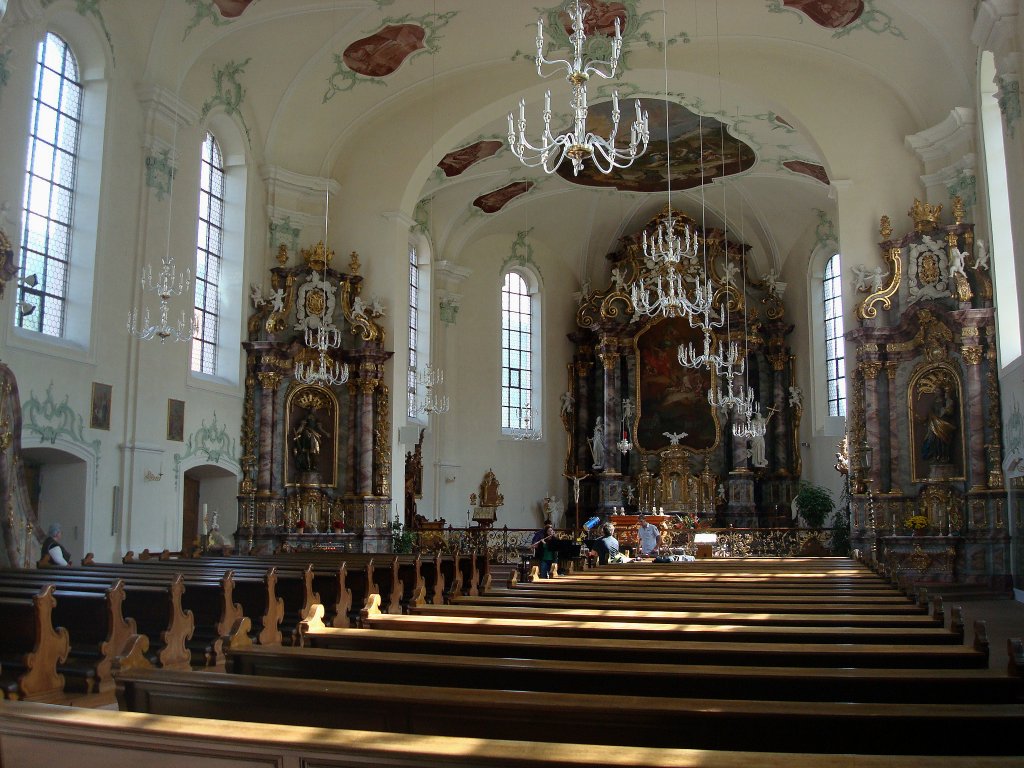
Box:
[41, 523, 72, 566]
[592, 522, 622, 565]
[636, 513, 663, 557]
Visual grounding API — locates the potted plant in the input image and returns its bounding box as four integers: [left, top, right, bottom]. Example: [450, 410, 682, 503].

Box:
[793, 482, 835, 529]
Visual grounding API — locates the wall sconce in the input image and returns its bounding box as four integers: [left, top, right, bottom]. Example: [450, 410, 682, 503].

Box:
[144, 468, 163, 482]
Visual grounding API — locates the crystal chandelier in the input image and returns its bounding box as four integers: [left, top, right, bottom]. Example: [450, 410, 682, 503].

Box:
[295, 323, 349, 386]
[127, 253, 198, 343]
[733, 402, 768, 440]
[617, 397, 634, 455]
[411, 365, 450, 416]
[630, 216, 716, 320]
[508, 0, 649, 176]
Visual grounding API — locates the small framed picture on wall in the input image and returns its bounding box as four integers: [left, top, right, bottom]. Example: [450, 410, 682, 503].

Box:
[167, 398, 185, 442]
[90, 382, 112, 430]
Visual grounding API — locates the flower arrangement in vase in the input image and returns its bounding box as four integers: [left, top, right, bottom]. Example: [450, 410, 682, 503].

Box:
[903, 514, 929, 535]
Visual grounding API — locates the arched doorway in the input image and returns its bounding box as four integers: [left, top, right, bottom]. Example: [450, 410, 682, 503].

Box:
[22, 447, 89, 564]
[181, 464, 240, 551]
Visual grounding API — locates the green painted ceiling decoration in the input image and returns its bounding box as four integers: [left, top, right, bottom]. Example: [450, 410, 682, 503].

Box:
[557, 99, 755, 192]
[201, 58, 253, 145]
[43, 0, 115, 62]
[323, 10, 457, 101]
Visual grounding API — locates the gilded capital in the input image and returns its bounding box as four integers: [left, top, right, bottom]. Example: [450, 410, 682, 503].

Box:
[767, 351, 788, 372]
[961, 345, 983, 365]
[257, 371, 282, 390]
[860, 361, 882, 380]
[598, 351, 620, 371]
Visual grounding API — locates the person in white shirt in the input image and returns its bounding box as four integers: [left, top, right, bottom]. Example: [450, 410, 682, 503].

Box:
[636, 514, 662, 557]
[41, 523, 71, 566]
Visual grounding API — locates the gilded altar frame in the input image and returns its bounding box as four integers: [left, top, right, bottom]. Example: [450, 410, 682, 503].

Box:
[284, 383, 341, 488]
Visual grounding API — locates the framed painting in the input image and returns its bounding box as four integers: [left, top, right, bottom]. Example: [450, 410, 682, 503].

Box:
[167, 398, 185, 442]
[633, 317, 720, 453]
[90, 382, 112, 430]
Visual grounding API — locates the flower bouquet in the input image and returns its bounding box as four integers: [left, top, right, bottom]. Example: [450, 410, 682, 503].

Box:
[903, 514, 929, 534]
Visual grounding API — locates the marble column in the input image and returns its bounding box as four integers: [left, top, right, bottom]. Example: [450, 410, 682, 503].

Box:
[357, 378, 377, 495]
[598, 346, 620, 474]
[256, 371, 281, 495]
[962, 344, 986, 490]
[769, 355, 787, 473]
[575, 360, 593, 473]
[886, 362, 900, 493]
[861, 361, 883, 490]
[345, 381, 357, 496]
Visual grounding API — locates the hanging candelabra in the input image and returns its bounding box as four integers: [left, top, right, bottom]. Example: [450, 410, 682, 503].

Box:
[630, 217, 717, 321]
[127, 253, 198, 343]
[411, 364, 450, 416]
[617, 397, 634, 455]
[512, 405, 542, 441]
[508, 0, 649, 176]
[295, 323, 349, 386]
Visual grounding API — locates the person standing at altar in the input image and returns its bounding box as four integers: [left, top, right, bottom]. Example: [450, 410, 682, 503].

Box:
[637, 514, 662, 557]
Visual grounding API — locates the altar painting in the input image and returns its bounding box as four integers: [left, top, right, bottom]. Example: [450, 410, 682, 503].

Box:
[634, 317, 719, 452]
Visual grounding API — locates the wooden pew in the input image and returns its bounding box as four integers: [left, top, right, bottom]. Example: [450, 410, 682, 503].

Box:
[7, 700, 1020, 768]
[0, 586, 69, 702]
[360, 598, 965, 645]
[452, 590, 934, 615]
[0, 570, 193, 671]
[225, 643, 1024, 704]
[407, 601, 948, 629]
[299, 620, 991, 669]
[113, 667, 1024, 755]
[0, 579, 140, 692]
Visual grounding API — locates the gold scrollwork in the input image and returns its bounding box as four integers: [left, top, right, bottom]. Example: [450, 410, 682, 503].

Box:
[860, 361, 882, 380]
[599, 292, 632, 320]
[857, 247, 902, 321]
[257, 371, 282, 390]
[375, 383, 391, 498]
[340, 279, 383, 344]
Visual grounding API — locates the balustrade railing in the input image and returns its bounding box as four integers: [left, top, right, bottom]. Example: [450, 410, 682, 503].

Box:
[407, 525, 843, 561]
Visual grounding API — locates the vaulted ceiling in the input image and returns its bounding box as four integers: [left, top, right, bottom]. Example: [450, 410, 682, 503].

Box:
[137, 0, 977, 286]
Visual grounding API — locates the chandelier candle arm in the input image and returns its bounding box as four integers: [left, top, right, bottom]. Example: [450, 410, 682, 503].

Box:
[508, 0, 649, 176]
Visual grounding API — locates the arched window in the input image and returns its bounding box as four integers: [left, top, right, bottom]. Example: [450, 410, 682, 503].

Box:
[17, 32, 82, 337]
[980, 50, 1021, 367]
[407, 240, 420, 419]
[191, 132, 224, 375]
[501, 269, 540, 434]
[823, 253, 846, 417]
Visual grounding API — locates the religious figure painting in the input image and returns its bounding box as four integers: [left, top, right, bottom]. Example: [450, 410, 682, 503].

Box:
[909, 367, 964, 482]
[167, 399, 185, 442]
[634, 317, 718, 452]
[90, 382, 111, 431]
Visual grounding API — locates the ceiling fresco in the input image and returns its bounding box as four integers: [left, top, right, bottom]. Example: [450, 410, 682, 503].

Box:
[781, 0, 864, 29]
[211, 0, 257, 19]
[473, 181, 534, 214]
[557, 99, 756, 193]
[783, 160, 830, 185]
[343, 24, 426, 78]
[438, 141, 503, 178]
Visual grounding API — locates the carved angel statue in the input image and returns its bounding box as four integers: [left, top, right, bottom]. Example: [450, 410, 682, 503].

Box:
[559, 390, 575, 417]
[975, 239, 990, 271]
[369, 296, 386, 317]
[948, 246, 967, 278]
[611, 266, 625, 291]
[722, 261, 739, 287]
[351, 296, 368, 319]
[663, 431, 688, 446]
[269, 287, 286, 313]
[788, 385, 803, 409]
[763, 268, 779, 295]
[249, 283, 266, 307]
[851, 264, 889, 293]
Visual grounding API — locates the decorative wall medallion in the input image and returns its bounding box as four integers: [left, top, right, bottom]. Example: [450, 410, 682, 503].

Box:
[294, 272, 337, 331]
[173, 412, 239, 486]
[945, 170, 977, 210]
[144, 149, 176, 201]
[185, 0, 258, 37]
[783, 160, 829, 185]
[500, 228, 543, 280]
[995, 75, 1021, 139]
[269, 216, 300, 252]
[768, 0, 904, 39]
[324, 11, 456, 100]
[905, 236, 950, 304]
[439, 295, 460, 325]
[473, 181, 533, 214]
[438, 140, 503, 177]
[21, 382, 101, 464]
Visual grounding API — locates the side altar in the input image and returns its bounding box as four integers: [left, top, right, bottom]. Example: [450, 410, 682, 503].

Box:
[236, 243, 393, 553]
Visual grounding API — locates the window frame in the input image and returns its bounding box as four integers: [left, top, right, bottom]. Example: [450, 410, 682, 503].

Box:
[500, 267, 542, 437]
[191, 131, 225, 376]
[822, 252, 846, 419]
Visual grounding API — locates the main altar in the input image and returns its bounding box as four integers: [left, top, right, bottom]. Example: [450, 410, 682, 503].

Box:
[235, 243, 393, 553]
[564, 208, 800, 528]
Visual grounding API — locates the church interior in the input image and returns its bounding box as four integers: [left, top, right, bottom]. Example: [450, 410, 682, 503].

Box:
[1, 0, 1024, 763]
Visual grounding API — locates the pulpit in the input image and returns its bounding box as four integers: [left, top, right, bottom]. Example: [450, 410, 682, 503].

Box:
[470, 469, 503, 529]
